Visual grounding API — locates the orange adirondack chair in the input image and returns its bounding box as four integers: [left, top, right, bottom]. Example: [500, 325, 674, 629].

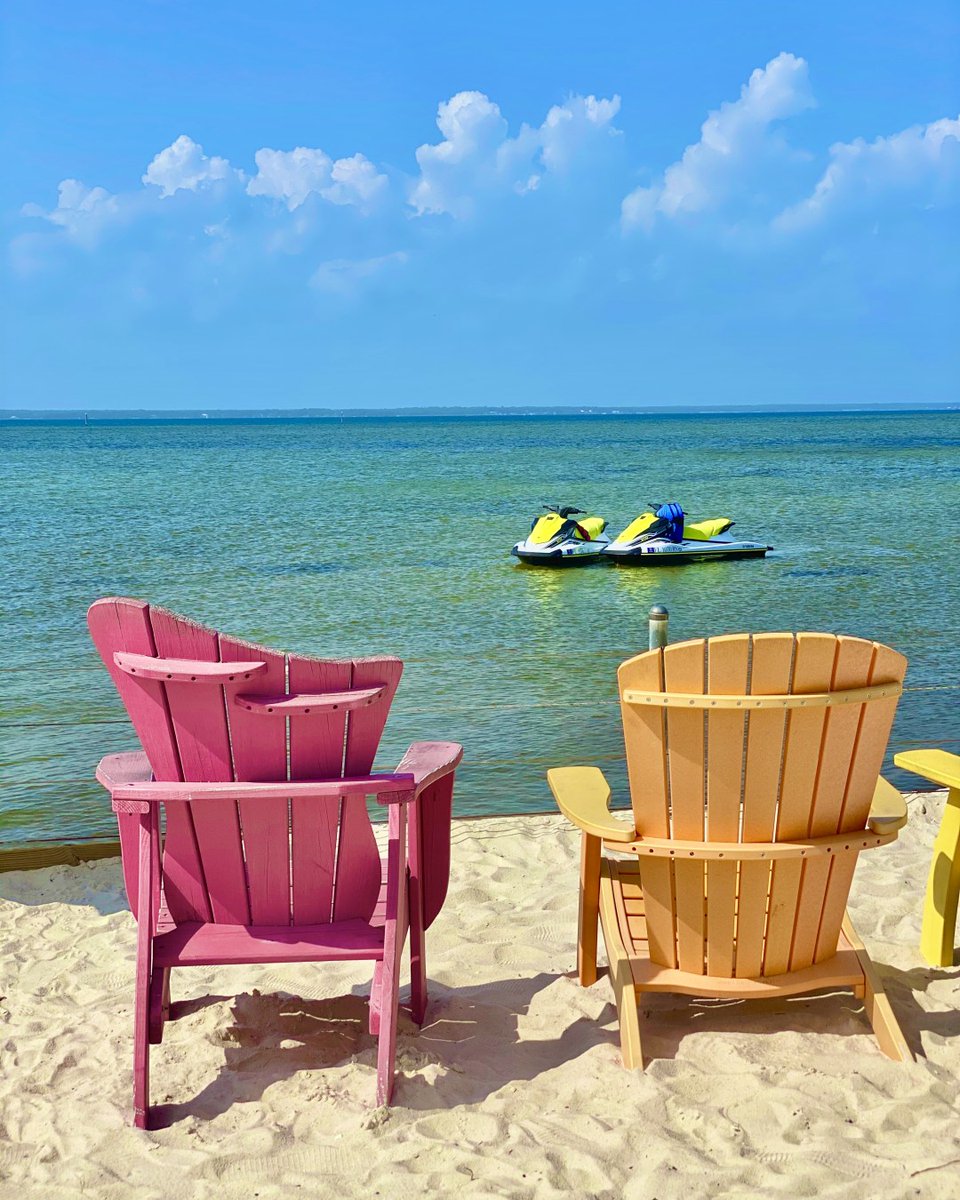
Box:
[549, 633, 912, 1065]
[89, 597, 462, 1127]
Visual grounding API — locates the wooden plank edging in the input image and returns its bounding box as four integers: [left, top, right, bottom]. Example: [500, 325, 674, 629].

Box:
[0, 840, 123, 873]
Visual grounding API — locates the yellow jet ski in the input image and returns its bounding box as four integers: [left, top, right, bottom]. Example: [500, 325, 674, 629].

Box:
[603, 502, 772, 565]
[512, 504, 610, 566]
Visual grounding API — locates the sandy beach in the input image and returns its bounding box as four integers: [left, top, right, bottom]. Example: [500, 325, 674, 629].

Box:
[1, 794, 958, 1200]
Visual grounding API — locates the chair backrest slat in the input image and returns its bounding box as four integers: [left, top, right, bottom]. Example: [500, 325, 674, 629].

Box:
[619, 649, 669, 838]
[809, 636, 875, 837]
[776, 634, 837, 839]
[704, 636, 750, 976]
[288, 656, 353, 924]
[706, 635, 750, 841]
[88, 599, 183, 920]
[841, 642, 906, 830]
[334, 658, 404, 921]
[662, 640, 706, 972]
[662, 640, 706, 840]
[741, 633, 793, 841]
[222, 634, 291, 925]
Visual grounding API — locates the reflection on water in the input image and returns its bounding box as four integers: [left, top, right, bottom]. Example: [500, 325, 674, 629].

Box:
[2, 410, 958, 843]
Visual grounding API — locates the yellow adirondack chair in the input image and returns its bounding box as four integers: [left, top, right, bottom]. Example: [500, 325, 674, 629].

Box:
[549, 633, 913, 1066]
[893, 749, 960, 967]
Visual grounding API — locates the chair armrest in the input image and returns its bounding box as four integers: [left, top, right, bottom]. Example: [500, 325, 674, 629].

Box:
[95, 751, 153, 790]
[101, 773, 416, 807]
[547, 766, 635, 842]
[867, 776, 908, 835]
[894, 749, 960, 791]
[394, 741, 463, 797]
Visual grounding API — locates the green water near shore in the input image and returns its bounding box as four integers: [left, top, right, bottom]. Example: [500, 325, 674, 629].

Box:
[2, 410, 958, 845]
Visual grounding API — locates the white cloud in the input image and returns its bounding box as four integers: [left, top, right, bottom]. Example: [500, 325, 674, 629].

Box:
[539, 94, 621, 172]
[310, 250, 408, 294]
[775, 115, 960, 231]
[21, 179, 121, 246]
[622, 52, 813, 232]
[247, 147, 332, 209]
[410, 90, 621, 217]
[246, 146, 387, 210]
[324, 153, 388, 207]
[142, 135, 234, 197]
[410, 92, 510, 217]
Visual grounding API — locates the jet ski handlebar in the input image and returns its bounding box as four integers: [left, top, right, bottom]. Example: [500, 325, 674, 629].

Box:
[544, 504, 585, 518]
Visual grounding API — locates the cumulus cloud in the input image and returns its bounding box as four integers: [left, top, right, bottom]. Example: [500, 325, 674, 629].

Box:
[247, 147, 387, 210]
[409, 89, 622, 217]
[622, 52, 813, 232]
[775, 115, 960, 231]
[21, 179, 121, 246]
[142, 135, 234, 196]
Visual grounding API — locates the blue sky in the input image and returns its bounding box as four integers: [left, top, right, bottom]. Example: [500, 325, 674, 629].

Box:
[2, 1, 958, 410]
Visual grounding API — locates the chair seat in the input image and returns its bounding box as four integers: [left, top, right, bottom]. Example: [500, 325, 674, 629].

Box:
[154, 919, 385, 967]
[600, 859, 864, 999]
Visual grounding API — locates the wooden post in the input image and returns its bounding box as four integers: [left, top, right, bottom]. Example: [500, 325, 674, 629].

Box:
[648, 605, 669, 651]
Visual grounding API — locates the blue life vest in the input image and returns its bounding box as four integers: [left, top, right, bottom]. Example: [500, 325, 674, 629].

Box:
[656, 502, 685, 543]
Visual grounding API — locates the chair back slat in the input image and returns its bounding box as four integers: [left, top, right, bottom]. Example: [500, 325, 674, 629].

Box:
[841, 642, 906, 830]
[619, 650, 669, 837]
[741, 634, 794, 841]
[334, 658, 404, 921]
[289, 657, 352, 923]
[809, 637, 875, 836]
[662, 640, 706, 839]
[776, 634, 836, 839]
[706, 635, 750, 840]
[702, 636, 750, 976]
[662, 640, 706, 972]
[222, 634, 292, 925]
[617, 631, 905, 980]
[88, 598, 182, 920]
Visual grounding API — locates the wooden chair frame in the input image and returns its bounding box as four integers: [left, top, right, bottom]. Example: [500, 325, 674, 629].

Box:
[89, 598, 462, 1127]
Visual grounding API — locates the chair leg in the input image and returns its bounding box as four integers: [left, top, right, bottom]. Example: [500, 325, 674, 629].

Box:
[843, 913, 913, 1062]
[611, 962, 644, 1069]
[920, 786, 960, 967]
[368, 962, 383, 1036]
[148, 967, 170, 1044]
[579, 833, 601, 987]
[133, 946, 152, 1128]
[409, 900, 427, 1026]
[375, 949, 401, 1106]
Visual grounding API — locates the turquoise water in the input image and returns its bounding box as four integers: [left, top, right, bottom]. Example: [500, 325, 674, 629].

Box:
[2, 410, 958, 846]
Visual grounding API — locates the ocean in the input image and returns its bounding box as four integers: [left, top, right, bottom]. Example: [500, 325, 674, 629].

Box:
[2, 409, 958, 846]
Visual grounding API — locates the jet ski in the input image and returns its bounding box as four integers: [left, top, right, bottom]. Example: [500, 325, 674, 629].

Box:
[512, 504, 610, 566]
[603, 502, 772, 566]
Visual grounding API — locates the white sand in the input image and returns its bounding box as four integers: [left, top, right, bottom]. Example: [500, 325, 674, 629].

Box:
[1, 794, 959, 1200]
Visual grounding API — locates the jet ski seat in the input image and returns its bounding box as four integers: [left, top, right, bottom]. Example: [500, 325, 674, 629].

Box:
[576, 516, 607, 541]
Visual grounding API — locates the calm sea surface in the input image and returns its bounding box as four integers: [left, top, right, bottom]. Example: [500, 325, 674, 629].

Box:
[2, 411, 958, 846]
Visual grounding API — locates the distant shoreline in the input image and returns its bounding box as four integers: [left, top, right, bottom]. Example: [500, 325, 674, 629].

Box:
[2, 402, 957, 425]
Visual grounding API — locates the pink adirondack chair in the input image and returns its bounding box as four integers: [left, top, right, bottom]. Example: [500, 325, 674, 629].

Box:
[89, 597, 462, 1128]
